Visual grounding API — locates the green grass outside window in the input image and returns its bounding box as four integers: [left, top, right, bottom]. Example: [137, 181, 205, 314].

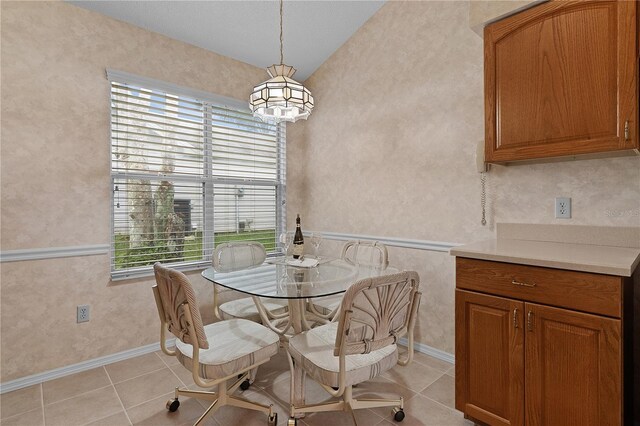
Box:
[114, 229, 277, 269]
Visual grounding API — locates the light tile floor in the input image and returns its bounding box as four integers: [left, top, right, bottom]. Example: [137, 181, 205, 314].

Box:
[0, 348, 470, 426]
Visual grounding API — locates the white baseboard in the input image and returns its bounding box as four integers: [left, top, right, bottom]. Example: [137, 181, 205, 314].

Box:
[1, 336, 453, 395]
[399, 338, 455, 364]
[0, 339, 175, 394]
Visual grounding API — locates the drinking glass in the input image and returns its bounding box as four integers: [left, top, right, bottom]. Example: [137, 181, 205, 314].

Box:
[310, 233, 323, 260]
[276, 264, 289, 289]
[279, 232, 293, 258]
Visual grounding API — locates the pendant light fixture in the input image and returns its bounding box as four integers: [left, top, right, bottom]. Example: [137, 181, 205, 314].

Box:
[249, 0, 314, 123]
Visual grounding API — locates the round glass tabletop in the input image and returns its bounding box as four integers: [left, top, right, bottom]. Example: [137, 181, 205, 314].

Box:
[201, 258, 399, 299]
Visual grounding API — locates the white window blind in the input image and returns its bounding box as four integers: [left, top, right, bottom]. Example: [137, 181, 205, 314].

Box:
[109, 72, 286, 280]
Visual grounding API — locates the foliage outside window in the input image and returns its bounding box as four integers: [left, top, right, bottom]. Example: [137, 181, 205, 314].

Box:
[110, 74, 285, 280]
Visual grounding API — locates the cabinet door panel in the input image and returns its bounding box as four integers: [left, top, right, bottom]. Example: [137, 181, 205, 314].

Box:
[525, 303, 622, 426]
[455, 290, 524, 426]
[485, 0, 638, 163]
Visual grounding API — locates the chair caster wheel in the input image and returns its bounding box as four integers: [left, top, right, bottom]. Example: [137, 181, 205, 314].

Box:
[240, 379, 251, 391]
[288, 417, 298, 426]
[166, 398, 180, 412]
[393, 407, 405, 422]
[267, 412, 278, 426]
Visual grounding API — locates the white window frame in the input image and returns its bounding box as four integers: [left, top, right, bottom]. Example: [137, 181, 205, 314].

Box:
[107, 69, 286, 280]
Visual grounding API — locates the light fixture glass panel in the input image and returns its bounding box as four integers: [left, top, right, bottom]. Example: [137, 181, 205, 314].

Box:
[248, 0, 314, 123]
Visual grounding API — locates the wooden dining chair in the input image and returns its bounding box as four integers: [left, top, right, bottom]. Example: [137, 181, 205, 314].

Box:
[309, 240, 390, 320]
[285, 271, 421, 425]
[152, 263, 279, 426]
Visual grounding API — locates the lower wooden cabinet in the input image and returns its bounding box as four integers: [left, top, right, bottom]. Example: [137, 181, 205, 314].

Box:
[455, 290, 524, 426]
[525, 303, 621, 426]
[455, 258, 628, 426]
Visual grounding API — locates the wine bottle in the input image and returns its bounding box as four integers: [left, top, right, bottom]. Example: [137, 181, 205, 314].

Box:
[292, 214, 304, 259]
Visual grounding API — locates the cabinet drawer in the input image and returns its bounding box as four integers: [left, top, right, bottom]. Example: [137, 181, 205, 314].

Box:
[456, 258, 623, 318]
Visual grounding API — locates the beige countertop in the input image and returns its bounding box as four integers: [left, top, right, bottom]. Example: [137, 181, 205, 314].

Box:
[450, 238, 640, 277]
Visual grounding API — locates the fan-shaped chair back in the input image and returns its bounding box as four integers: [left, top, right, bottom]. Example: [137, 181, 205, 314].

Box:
[334, 271, 420, 356]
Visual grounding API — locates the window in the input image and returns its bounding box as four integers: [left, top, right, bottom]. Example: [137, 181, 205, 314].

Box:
[109, 71, 286, 280]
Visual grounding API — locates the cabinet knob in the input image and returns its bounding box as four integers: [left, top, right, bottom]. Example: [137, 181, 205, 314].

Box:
[513, 308, 519, 329]
[527, 310, 534, 331]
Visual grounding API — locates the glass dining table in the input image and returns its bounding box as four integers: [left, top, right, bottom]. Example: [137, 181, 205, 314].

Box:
[201, 257, 398, 334]
[201, 257, 399, 412]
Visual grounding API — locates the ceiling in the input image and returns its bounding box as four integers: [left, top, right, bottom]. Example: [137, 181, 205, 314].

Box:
[69, 0, 385, 81]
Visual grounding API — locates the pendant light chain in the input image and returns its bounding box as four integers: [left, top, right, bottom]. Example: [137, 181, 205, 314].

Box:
[279, 0, 284, 65]
[248, 0, 314, 123]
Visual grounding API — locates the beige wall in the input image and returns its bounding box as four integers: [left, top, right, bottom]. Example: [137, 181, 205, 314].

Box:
[468, 0, 538, 35]
[2, 0, 639, 383]
[0, 1, 266, 382]
[286, 1, 640, 354]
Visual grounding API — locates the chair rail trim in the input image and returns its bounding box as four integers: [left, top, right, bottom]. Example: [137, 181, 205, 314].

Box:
[305, 231, 461, 253]
[0, 233, 459, 264]
[0, 244, 110, 263]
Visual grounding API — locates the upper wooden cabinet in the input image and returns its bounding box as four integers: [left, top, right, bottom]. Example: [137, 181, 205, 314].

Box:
[484, 0, 638, 163]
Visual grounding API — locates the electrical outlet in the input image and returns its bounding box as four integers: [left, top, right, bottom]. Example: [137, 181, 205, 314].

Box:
[77, 305, 90, 323]
[555, 197, 571, 219]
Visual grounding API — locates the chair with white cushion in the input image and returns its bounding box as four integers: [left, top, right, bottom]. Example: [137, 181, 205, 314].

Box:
[309, 240, 389, 320]
[212, 241, 289, 323]
[286, 271, 421, 424]
[152, 263, 279, 426]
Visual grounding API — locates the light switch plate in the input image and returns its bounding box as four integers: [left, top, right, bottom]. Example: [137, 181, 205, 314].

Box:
[555, 197, 571, 219]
